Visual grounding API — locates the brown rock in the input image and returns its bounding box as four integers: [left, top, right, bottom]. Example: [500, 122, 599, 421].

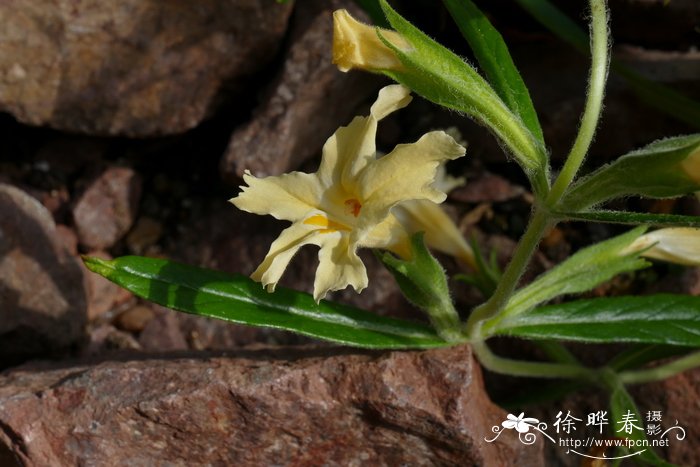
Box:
[54, 224, 78, 255]
[634, 367, 700, 466]
[138, 306, 188, 351]
[0, 183, 86, 366]
[0, 1, 293, 136]
[113, 305, 155, 333]
[451, 172, 526, 204]
[0, 345, 542, 466]
[221, 0, 380, 179]
[72, 167, 142, 250]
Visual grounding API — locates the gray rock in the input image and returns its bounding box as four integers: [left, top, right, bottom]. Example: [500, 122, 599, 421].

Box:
[0, 183, 86, 366]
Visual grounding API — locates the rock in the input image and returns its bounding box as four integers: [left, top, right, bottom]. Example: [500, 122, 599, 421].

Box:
[125, 216, 163, 255]
[451, 172, 526, 204]
[633, 367, 700, 466]
[221, 0, 380, 180]
[82, 324, 141, 356]
[0, 183, 86, 366]
[54, 224, 78, 255]
[138, 306, 188, 352]
[113, 305, 155, 334]
[0, 345, 542, 466]
[72, 167, 142, 250]
[0, 0, 293, 136]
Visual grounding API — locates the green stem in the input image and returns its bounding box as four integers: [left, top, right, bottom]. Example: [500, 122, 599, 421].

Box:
[429, 300, 466, 343]
[464, 207, 551, 339]
[547, 0, 610, 204]
[472, 341, 593, 379]
[619, 351, 700, 385]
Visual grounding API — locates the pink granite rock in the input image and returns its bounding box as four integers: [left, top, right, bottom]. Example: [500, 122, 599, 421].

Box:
[0, 345, 542, 466]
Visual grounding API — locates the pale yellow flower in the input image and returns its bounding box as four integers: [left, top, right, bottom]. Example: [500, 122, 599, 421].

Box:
[231, 85, 466, 301]
[394, 164, 477, 270]
[626, 228, 700, 266]
[332, 9, 410, 73]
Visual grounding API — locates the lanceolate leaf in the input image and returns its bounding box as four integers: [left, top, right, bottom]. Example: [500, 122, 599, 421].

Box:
[609, 382, 677, 466]
[560, 134, 700, 211]
[557, 210, 700, 228]
[83, 256, 449, 349]
[515, 0, 700, 130]
[491, 227, 649, 323]
[490, 294, 700, 347]
[442, 0, 544, 144]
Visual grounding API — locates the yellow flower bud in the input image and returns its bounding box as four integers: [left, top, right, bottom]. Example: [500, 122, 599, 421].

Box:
[626, 228, 700, 266]
[332, 9, 410, 73]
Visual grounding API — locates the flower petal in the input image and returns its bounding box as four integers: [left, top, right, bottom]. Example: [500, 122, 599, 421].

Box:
[357, 131, 466, 230]
[432, 162, 466, 193]
[231, 170, 324, 223]
[251, 222, 319, 292]
[317, 85, 412, 190]
[394, 200, 476, 269]
[312, 234, 368, 302]
[361, 213, 412, 259]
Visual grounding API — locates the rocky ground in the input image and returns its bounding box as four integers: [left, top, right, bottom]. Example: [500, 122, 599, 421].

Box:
[0, 1, 698, 465]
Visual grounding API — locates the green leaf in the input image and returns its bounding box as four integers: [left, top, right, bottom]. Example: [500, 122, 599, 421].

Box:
[560, 134, 700, 211]
[486, 227, 649, 328]
[442, 0, 544, 144]
[490, 294, 700, 347]
[83, 255, 449, 349]
[608, 380, 677, 466]
[557, 210, 700, 228]
[515, 0, 700, 130]
[376, 0, 549, 194]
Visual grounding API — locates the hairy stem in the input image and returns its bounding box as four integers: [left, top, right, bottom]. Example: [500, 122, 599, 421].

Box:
[548, 0, 610, 204]
[619, 351, 700, 385]
[472, 341, 594, 380]
[464, 207, 551, 339]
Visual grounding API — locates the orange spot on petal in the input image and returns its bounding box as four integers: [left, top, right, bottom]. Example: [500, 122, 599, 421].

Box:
[345, 199, 362, 217]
